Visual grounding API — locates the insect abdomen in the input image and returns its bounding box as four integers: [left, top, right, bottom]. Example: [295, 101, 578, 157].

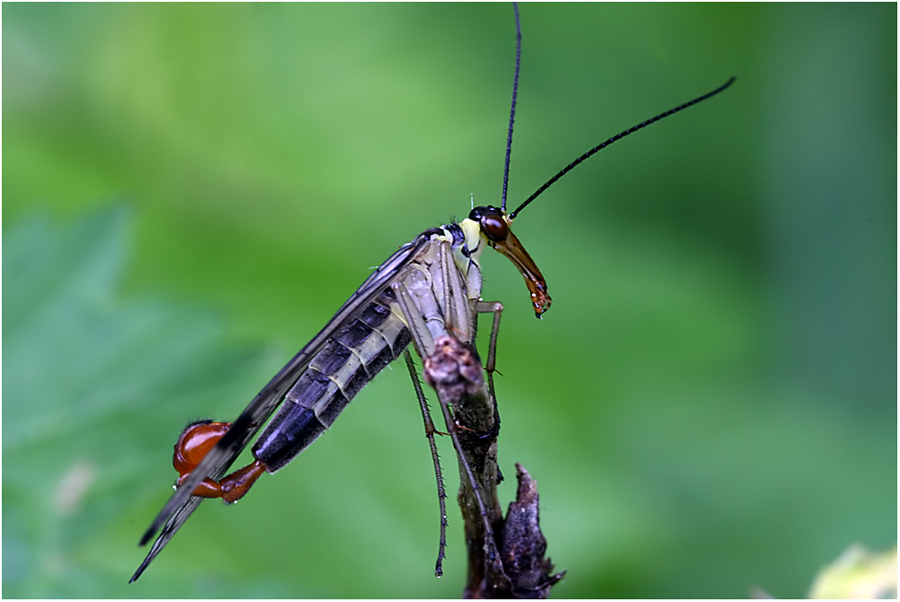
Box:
[252, 290, 411, 472]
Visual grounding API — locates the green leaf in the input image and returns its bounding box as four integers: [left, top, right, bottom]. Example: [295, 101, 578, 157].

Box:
[2, 207, 264, 597]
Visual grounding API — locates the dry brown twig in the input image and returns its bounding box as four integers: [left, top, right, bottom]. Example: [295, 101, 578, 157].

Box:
[424, 335, 564, 598]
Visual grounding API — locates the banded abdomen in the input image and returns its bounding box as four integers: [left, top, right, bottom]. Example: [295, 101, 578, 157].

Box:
[252, 289, 411, 472]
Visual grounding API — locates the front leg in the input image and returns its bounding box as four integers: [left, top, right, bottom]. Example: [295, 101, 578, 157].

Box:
[474, 300, 504, 413]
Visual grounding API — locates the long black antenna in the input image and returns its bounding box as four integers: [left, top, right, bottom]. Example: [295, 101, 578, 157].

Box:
[510, 76, 736, 220]
[500, 2, 522, 212]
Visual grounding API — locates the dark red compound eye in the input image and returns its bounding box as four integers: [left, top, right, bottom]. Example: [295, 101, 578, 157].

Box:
[469, 206, 509, 242]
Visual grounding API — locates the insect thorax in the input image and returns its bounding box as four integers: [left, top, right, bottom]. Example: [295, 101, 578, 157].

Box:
[445, 219, 488, 305]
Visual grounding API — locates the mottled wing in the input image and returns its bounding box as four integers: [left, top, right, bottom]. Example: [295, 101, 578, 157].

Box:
[131, 233, 431, 582]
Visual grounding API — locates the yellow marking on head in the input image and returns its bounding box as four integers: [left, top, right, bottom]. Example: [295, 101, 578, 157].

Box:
[459, 218, 486, 260]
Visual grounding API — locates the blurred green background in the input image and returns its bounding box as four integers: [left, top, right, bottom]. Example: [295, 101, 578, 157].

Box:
[3, 3, 896, 598]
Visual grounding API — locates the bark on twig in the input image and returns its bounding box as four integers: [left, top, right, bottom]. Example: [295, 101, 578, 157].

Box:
[500, 464, 565, 598]
[424, 335, 564, 598]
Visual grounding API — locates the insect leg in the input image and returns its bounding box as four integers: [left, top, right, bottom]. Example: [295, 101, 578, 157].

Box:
[392, 269, 436, 358]
[437, 242, 471, 344]
[403, 348, 448, 577]
[424, 336, 509, 593]
[438, 400, 500, 558]
[474, 300, 504, 417]
[394, 241, 505, 583]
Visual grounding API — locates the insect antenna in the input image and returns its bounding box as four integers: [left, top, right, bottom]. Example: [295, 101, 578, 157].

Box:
[500, 2, 522, 213]
[509, 76, 736, 220]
